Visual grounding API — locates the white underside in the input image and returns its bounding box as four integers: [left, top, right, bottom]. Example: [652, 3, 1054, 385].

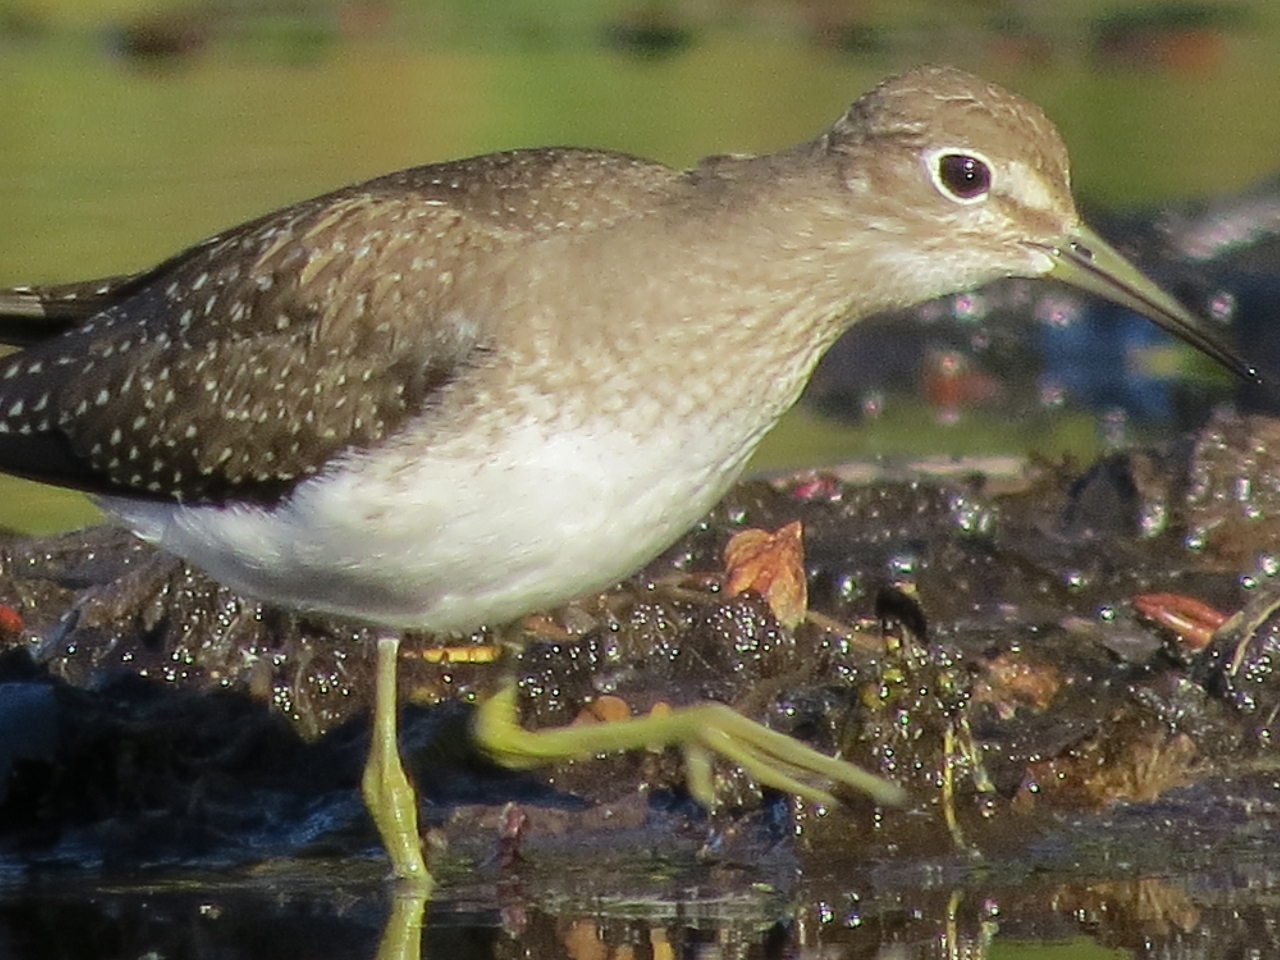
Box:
[104, 414, 753, 633]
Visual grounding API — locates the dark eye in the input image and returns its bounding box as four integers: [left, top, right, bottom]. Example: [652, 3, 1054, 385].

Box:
[936, 153, 991, 201]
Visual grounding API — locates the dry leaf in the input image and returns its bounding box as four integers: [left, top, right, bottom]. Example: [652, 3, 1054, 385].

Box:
[723, 520, 808, 629]
[972, 652, 1064, 719]
[1133, 592, 1228, 652]
[573, 694, 632, 725]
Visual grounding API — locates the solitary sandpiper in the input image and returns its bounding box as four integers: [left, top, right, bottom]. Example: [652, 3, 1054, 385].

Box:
[0, 65, 1251, 885]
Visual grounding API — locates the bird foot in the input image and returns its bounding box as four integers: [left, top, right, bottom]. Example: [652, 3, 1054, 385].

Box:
[473, 685, 905, 808]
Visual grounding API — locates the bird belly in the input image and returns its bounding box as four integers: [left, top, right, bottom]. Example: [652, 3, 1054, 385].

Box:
[102, 418, 754, 633]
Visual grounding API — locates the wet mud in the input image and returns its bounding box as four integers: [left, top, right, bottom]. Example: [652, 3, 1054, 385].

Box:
[0, 410, 1279, 955]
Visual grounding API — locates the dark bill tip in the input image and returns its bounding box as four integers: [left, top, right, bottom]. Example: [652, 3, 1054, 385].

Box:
[1039, 226, 1259, 384]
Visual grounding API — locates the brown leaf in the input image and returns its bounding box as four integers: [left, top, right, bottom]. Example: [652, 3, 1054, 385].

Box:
[573, 694, 632, 725]
[972, 652, 1064, 719]
[1133, 592, 1228, 652]
[723, 520, 808, 629]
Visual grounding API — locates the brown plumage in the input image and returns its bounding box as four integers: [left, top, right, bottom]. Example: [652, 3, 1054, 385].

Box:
[0, 149, 681, 502]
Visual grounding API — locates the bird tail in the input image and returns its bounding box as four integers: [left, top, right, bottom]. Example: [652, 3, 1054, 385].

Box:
[0, 273, 155, 346]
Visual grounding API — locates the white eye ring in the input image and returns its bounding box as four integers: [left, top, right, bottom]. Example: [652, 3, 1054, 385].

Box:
[924, 147, 996, 205]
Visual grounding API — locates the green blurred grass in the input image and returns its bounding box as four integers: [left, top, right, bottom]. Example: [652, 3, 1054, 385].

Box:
[4, 5, 1280, 532]
[0, 475, 100, 535]
[752, 402, 1103, 475]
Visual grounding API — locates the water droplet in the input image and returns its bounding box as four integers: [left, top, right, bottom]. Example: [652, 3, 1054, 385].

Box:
[953, 291, 988, 321]
[950, 494, 993, 535]
[1139, 500, 1167, 538]
[1038, 377, 1067, 409]
[917, 300, 947, 323]
[887, 552, 918, 577]
[836, 573, 860, 601]
[1209, 289, 1237, 323]
[1035, 293, 1081, 328]
[1100, 408, 1129, 450]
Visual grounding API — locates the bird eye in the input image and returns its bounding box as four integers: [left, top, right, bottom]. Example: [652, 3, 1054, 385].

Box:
[933, 153, 992, 203]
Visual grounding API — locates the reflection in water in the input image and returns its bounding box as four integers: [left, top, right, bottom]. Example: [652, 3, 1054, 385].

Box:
[379, 887, 427, 960]
[3, 867, 1280, 959]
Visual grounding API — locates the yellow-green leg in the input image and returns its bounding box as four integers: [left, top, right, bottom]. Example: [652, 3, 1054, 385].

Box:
[474, 685, 905, 808]
[362, 633, 432, 886]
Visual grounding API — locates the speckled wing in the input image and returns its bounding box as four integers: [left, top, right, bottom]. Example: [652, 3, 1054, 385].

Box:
[0, 170, 499, 504]
[0, 147, 677, 505]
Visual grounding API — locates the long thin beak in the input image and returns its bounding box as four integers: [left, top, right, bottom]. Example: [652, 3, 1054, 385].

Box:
[1035, 224, 1258, 382]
